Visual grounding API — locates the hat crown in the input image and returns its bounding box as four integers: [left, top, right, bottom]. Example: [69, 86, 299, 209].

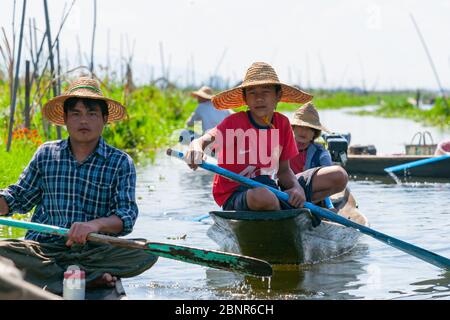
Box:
[242, 62, 280, 86]
[198, 86, 213, 96]
[65, 77, 104, 96]
[293, 103, 322, 126]
[43, 76, 126, 126]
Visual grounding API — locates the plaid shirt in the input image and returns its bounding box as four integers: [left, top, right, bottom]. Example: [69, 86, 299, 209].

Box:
[0, 137, 138, 242]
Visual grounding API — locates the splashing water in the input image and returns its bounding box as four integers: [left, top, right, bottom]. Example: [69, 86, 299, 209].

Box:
[387, 171, 402, 185]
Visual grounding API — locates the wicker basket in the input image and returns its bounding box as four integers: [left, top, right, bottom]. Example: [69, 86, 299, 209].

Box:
[405, 131, 437, 155]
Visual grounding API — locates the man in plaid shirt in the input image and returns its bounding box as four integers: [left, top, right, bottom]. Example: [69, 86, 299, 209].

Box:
[0, 77, 157, 293]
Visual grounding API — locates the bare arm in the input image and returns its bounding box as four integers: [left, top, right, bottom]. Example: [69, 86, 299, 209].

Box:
[66, 215, 123, 247]
[185, 132, 216, 170]
[277, 160, 301, 189]
[277, 160, 305, 208]
[186, 110, 200, 127]
[0, 196, 9, 216]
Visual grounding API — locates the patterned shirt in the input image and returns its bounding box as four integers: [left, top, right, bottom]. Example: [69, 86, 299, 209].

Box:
[0, 137, 138, 242]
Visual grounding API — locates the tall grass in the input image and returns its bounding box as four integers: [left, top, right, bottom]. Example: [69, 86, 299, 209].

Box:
[277, 91, 390, 111]
[0, 79, 197, 181]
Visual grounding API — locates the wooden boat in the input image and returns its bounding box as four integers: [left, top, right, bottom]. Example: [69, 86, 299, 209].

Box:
[0, 257, 126, 300]
[344, 155, 450, 178]
[207, 189, 368, 265]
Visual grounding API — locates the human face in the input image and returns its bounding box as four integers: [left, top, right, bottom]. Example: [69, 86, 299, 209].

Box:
[64, 100, 107, 144]
[244, 85, 281, 123]
[293, 125, 315, 150]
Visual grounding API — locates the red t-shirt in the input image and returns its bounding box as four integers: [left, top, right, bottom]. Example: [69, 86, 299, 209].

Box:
[290, 149, 307, 174]
[208, 111, 299, 206]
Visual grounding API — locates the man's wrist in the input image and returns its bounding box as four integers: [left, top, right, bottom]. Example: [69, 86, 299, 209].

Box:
[85, 219, 102, 233]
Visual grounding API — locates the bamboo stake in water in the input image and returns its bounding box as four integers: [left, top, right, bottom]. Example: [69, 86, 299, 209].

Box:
[410, 13, 450, 115]
[24, 59, 31, 129]
[90, 0, 97, 75]
[6, 0, 27, 152]
[43, 0, 61, 139]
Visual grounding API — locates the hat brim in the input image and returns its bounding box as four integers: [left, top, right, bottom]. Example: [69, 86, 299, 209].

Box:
[43, 94, 126, 126]
[212, 81, 313, 110]
[290, 118, 330, 133]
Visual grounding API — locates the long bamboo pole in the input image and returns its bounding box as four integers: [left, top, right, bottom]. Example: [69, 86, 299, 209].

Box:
[6, 0, 27, 152]
[24, 59, 31, 129]
[43, 0, 61, 139]
[410, 13, 449, 115]
[90, 0, 97, 75]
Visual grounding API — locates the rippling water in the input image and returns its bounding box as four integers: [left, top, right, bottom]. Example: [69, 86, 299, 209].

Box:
[123, 110, 449, 300]
[123, 159, 450, 300]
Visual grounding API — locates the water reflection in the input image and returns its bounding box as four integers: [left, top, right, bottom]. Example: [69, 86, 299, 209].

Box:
[205, 243, 369, 300]
[408, 272, 450, 299]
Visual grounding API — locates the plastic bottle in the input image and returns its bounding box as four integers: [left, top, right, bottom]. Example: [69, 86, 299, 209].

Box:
[63, 265, 86, 300]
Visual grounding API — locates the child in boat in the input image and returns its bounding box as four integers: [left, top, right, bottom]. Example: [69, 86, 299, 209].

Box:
[290, 102, 332, 172]
[185, 62, 347, 211]
[290, 102, 348, 203]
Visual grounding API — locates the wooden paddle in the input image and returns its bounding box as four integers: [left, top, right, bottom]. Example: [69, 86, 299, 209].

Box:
[0, 218, 272, 277]
[167, 148, 450, 270]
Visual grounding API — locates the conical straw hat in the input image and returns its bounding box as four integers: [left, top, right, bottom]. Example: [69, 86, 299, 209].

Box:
[290, 102, 330, 133]
[212, 62, 312, 110]
[43, 77, 126, 126]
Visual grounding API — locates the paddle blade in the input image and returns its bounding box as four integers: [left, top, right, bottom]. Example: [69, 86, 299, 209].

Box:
[146, 242, 273, 277]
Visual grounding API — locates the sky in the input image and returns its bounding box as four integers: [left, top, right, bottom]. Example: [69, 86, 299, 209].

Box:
[1, 0, 450, 91]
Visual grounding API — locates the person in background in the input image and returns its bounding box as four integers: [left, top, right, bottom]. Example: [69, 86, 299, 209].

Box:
[186, 86, 231, 134]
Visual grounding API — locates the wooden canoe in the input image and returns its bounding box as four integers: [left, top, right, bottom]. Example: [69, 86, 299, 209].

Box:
[344, 155, 450, 178]
[207, 189, 368, 265]
[0, 256, 126, 300]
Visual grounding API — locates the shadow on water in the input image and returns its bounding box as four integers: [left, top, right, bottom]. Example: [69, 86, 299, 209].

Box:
[389, 272, 450, 300]
[410, 272, 450, 299]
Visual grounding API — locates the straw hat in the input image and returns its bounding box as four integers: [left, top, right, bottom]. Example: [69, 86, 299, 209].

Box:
[43, 77, 126, 126]
[212, 62, 312, 110]
[290, 102, 330, 133]
[191, 86, 214, 100]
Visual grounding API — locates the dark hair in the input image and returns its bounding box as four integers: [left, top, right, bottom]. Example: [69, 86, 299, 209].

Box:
[242, 84, 282, 99]
[313, 129, 321, 140]
[63, 97, 109, 117]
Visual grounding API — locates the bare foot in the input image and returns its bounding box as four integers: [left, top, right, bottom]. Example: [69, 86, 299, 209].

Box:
[87, 273, 117, 288]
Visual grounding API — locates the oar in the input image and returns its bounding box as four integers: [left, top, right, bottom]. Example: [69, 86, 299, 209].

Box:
[384, 154, 450, 173]
[0, 218, 272, 277]
[167, 148, 450, 270]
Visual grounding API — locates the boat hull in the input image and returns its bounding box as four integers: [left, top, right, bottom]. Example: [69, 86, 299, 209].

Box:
[345, 155, 450, 178]
[208, 192, 368, 265]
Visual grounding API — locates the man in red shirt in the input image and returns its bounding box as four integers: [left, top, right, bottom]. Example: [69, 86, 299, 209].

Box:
[186, 62, 341, 211]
